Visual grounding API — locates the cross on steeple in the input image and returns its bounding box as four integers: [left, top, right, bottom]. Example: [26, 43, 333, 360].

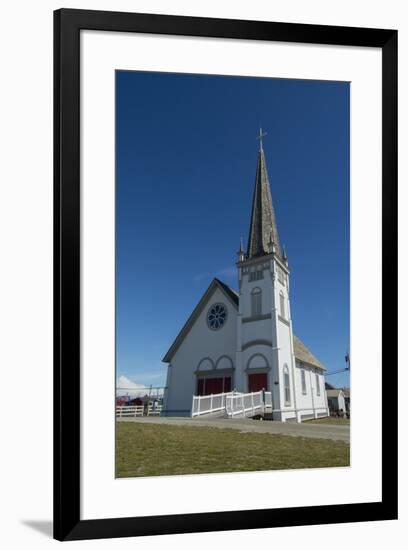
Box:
[256, 127, 267, 150]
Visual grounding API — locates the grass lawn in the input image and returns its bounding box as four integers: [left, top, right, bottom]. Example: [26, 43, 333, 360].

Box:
[116, 422, 350, 478]
[305, 417, 350, 425]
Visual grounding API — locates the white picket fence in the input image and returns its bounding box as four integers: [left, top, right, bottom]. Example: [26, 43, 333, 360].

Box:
[147, 404, 163, 416]
[191, 390, 272, 418]
[116, 404, 163, 418]
[116, 405, 144, 418]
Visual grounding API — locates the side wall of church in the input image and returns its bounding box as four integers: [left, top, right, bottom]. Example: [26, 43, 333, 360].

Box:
[275, 317, 296, 419]
[164, 287, 237, 416]
[293, 363, 329, 420]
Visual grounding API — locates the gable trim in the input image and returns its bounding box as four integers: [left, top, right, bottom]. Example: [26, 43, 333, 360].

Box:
[162, 278, 238, 363]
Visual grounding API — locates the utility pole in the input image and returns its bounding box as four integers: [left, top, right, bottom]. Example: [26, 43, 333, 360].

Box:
[345, 351, 350, 371]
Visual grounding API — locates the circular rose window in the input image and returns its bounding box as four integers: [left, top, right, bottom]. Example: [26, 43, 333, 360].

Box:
[207, 303, 227, 330]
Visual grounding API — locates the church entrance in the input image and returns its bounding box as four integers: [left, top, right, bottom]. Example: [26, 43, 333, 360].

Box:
[248, 372, 268, 392]
[197, 376, 232, 396]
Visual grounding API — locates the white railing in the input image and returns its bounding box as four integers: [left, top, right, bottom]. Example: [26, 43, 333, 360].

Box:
[226, 391, 272, 418]
[147, 404, 163, 416]
[116, 403, 163, 418]
[191, 390, 273, 418]
[116, 405, 144, 418]
[191, 392, 233, 417]
[264, 391, 273, 409]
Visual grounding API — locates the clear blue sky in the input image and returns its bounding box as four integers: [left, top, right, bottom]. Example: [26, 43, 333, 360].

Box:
[116, 71, 350, 389]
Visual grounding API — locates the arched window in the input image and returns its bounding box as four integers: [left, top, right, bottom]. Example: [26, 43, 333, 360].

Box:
[251, 287, 262, 317]
[315, 373, 321, 396]
[283, 364, 291, 406]
[247, 353, 268, 370]
[279, 291, 285, 318]
[301, 369, 307, 395]
[197, 358, 214, 371]
[216, 355, 234, 370]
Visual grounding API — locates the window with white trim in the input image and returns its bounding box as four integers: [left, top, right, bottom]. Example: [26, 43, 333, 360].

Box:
[251, 287, 262, 316]
[315, 373, 320, 396]
[279, 291, 285, 318]
[249, 268, 264, 281]
[277, 265, 286, 285]
[301, 369, 307, 394]
[283, 364, 291, 406]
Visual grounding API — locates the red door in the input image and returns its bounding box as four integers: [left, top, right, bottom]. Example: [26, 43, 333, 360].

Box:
[197, 377, 232, 395]
[205, 377, 223, 395]
[248, 373, 268, 392]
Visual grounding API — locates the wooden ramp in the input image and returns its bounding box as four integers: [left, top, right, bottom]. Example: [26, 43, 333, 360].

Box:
[191, 390, 273, 419]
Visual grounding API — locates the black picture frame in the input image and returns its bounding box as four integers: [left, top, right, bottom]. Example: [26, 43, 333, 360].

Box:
[54, 8, 398, 541]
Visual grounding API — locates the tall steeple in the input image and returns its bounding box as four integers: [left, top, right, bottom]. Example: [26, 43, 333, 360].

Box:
[246, 129, 281, 259]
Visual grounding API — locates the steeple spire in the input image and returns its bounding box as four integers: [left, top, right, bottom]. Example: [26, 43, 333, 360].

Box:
[247, 132, 281, 259]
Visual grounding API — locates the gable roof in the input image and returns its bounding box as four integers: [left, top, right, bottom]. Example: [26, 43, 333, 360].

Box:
[216, 279, 239, 307]
[293, 335, 326, 371]
[162, 278, 239, 363]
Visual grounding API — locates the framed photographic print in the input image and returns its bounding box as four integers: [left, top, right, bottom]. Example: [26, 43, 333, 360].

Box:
[54, 8, 398, 541]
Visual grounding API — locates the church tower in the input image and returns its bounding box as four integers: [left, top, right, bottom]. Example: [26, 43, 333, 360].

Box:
[235, 130, 298, 421]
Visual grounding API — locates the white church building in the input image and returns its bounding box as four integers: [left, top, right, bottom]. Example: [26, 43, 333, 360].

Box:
[162, 135, 329, 422]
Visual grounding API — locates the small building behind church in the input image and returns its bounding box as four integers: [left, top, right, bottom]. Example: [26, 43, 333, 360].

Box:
[162, 136, 329, 422]
[327, 389, 347, 415]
